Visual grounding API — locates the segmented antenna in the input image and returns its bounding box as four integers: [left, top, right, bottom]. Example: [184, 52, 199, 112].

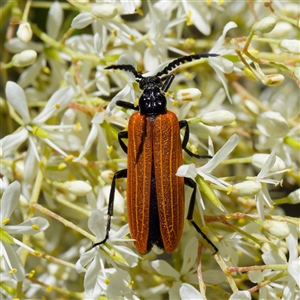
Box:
[155, 53, 219, 77]
[105, 64, 143, 81]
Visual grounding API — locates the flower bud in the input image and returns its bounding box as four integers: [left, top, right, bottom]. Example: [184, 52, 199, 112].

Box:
[252, 17, 277, 34]
[261, 74, 284, 86]
[263, 220, 290, 239]
[280, 39, 300, 54]
[251, 153, 286, 172]
[287, 189, 300, 204]
[91, 4, 118, 19]
[175, 88, 201, 102]
[55, 180, 92, 196]
[232, 181, 262, 197]
[256, 111, 289, 138]
[201, 110, 236, 126]
[17, 22, 33, 43]
[12, 50, 37, 67]
[101, 170, 114, 183]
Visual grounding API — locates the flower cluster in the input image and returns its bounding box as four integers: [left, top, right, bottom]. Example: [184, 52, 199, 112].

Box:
[1, 1, 299, 299]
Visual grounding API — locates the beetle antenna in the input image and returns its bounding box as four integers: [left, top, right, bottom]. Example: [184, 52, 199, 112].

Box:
[155, 53, 219, 77]
[105, 64, 143, 81]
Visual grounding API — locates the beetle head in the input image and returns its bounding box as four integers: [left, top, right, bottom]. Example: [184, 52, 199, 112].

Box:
[138, 77, 167, 115]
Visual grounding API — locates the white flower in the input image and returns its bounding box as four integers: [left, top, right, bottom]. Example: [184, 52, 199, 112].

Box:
[229, 290, 251, 299]
[0, 181, 49, 281]
[280, 39, 300, 54]
[16, 22, 33, 43]
[71, 3, 140, 56]
[180, 2, 212, 36]
[252, 17, 277, 34]
[1, 82, 74, 184]
[73, 112, 110, 161]
[151, 237, 200, 299]
[179, 283, 205, 300]
[53, 180, 92, 196]
[209, 22, 238, 103]
[46, 1, 63, 40]
[232, 181, 262, 197]
[105, 55, 138, 115]
[201, 110, 236, 126]
[5, 2, 66, 91]
[255, 224, 300, 300]
[257, 111, 289, 138]
[177, 134, 239, 221]
[12, 50, 37, 67]
[251, 151, 288, 220]
[76, 210, 139, 298]
[175, 88, 202, 102]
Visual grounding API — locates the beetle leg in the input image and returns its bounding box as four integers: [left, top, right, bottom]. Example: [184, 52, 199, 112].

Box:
[161, 74, 175, 93]
[179, 120, 212, 159]
[116, 100, 139, 111]
[184, 177, 218, 254]
[118, 131, 128, 154]
[93, 169, 128, 248]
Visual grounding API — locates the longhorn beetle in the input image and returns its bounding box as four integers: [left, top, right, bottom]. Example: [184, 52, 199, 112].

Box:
[94, 53, 219, 254]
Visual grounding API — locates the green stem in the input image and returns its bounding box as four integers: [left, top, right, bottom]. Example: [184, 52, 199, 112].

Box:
[30, 22, 101, 64]
[31, 203, 95, 241]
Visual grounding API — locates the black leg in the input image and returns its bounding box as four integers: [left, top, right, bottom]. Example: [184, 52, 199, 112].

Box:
[162, 74, 175, 93]
[184, 177, 218, 254]
[93, 169, 128, 247]
[116, 100, 139, 111]
[118, 131, 128, 154]
[179, 120, 212, 159]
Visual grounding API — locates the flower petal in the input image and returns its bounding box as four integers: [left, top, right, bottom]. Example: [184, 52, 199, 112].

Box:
[84, 252, 101, 293]
[229, 291, 251, 300]
[5, 82, 30, 124]
[256, 151, 276, 178]
[211, 21, 238, 52]
[181, 237, 198, 275]
[73, 123, 99, 162]
[179, 283, 204, 300]
[0, 128, 28, 158]
[5, 217, 49, 235]
[76, 248, 96, 272]
[151, 260, 179, 279]
[176, 163, 197, 178]
[120, 0, 136, 13]
[1, 242, 25, 281]
[71, 12, 94, 29]
[32, 86, 74, 124]
[0, 181, 21, 220]
[88, 210, 106, 240]
[46, 1, 63, 39]
[106, 83, 132, 115]
[199, 134, 239, 173]
[288, 257, 300, 287]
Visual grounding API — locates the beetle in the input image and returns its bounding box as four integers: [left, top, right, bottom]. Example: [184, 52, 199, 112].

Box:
[94, 53, 219, 254]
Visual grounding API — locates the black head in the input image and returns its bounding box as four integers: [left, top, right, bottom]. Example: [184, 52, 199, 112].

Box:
[138, 76, 167, 115]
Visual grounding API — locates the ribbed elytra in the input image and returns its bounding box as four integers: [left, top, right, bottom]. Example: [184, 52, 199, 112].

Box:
[93, 54, 219, 254]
